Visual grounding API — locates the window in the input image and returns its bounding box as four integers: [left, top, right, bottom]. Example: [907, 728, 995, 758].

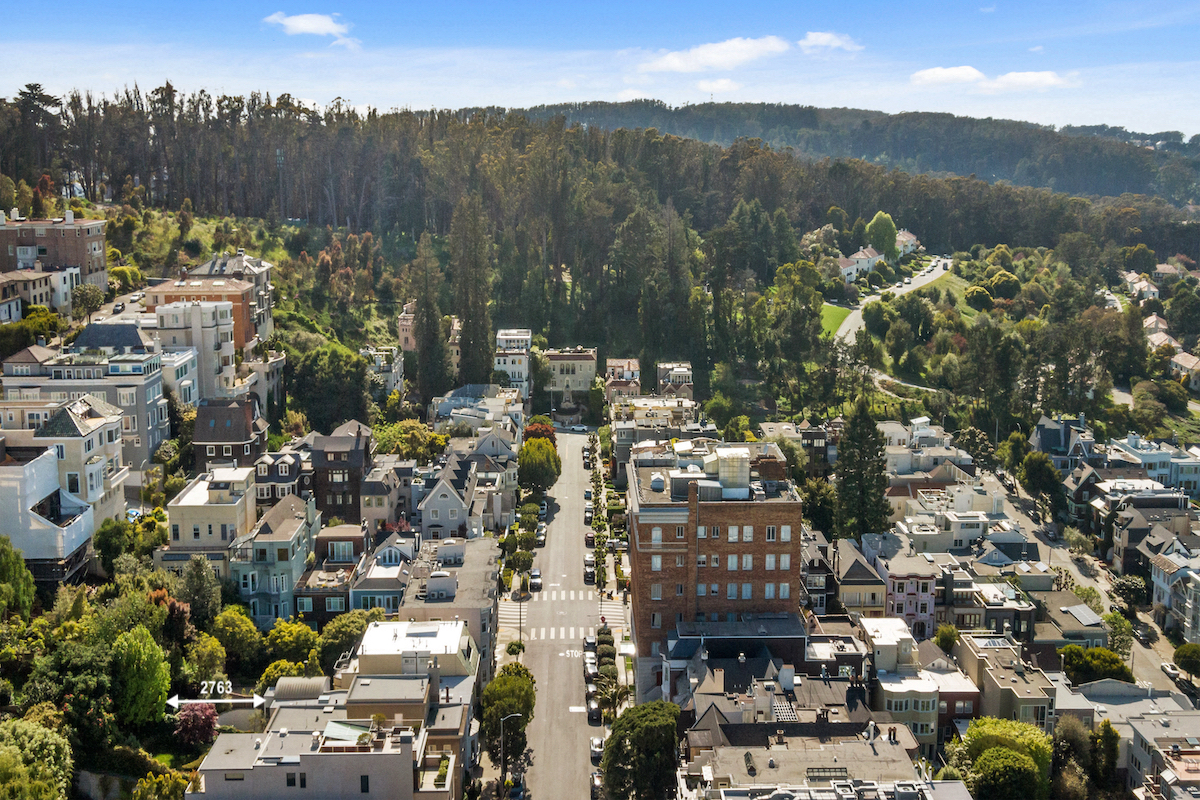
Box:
[172, 524, 180, 541]
[742, 583, 752, 600]
[728, 526, 738, 543]
[676, 525, 685, 539]
[221, 524, 229, 541]
[207, 445, 215, 456]
[698, 583, 707, 597]
[955, 700, 973, 714]
[650, 612, 662, 629]
[727, 583, 738, 599]
[920, 581, 930, 594]
[67, 473, 80, 493]
[940, 701, 948, 714]
[766, 525, 777, 542]
[919, 602, 928, 614]
[779, 582, 790, 600]
[697, 526, 706, 539]
[779, 554, 791, 571]
[193, 525, 200, 540]
[300, 774, 306, 789]
[257, 464, 268, 476]
[297, 597, 313, 613]
[764, 583, 776, 599]
[360, 775, 370, 794]
[766, 554, 776, 571]
[118, 389, 136, 406]
[727, 555, 738, 571]
[651, 555, 662, 572]
[742, 554, 752, 571]
[651, 527, 662, 544]
[430, 509, 439, 520]
[697, 555, 707, 567]
[676, 555, 685, 567]
[223, 445, 232, 456]
[710, 583, 719, 596]
[650, 584, 662, 600]
[288, 773, 296, 787]
[327, 597, 346, 612]
[781, 525, 791, 542]
[244, 444, 252, 455]
[332, 541, 354, 562]
[742, 526, 753, 542]
[676, 584, 684, 596]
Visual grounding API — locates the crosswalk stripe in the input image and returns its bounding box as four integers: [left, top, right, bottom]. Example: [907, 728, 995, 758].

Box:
[569, 627, 575, 639]
[539, 628, 545, 640]
[560, 627, 565, 639]
[589, 627, 595, 636]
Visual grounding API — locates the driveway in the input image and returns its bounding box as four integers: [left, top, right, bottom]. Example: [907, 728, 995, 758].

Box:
[837, 257, 951, 342]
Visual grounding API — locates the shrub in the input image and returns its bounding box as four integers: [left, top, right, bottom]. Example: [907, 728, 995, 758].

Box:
[599, 665, 618, 681]
[597, 633, 615, 648]
[175, 703, 219, 747]
[506, 641, 525, 656]
[597, 644, 617, 662]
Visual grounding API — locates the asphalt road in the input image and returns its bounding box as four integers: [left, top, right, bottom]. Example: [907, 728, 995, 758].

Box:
[836, 256, 952, 342]
[508, 430, 622, 799]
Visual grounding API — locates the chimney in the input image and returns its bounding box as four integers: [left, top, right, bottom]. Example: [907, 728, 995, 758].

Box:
[10, 208, 18, 221]
[64, 209, 74, 224]
[0, 211, 5, 225]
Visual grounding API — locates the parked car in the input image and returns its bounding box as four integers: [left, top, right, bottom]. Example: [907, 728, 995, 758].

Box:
[129, 291, 144, 302]
[584, 565, 596, 583]
[585, 681, 598, 699]
[529, 568, 543, 592]
[590, 771, 604, 798]
[584, 634, 598, 651]
[572, 424, 588, 432]
[535, 531, 547, 547]
[584, 489, 592, 500]
[1163, 663, 1181, 680]
[584, 553, 596, 568]
[590, 737, 604, 761]
[585, 531, 595, 547]
[583, 459, 592, 470]
[584, 510, 593, 524]
[587, 699, 601, 722]
[904, 277, 911, 284]
[1135, 627, 1151, 646]
[112, 302, 125, 313]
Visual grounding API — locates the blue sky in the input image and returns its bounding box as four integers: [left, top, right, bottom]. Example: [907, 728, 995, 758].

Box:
[5, 1, 1200, 135]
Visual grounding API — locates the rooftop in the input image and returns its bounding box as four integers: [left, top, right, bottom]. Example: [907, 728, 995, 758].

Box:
[357, 619, 469, 659]
[170, 467, 255, 506]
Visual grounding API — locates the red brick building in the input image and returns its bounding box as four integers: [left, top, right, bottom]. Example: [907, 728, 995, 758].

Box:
[0, 210, 107, 287]
[146, 277, 261, 350]
[625, 441, 807, 699]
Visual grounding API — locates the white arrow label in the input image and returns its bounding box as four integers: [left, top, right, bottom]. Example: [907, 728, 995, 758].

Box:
[167, 694, 265, 710]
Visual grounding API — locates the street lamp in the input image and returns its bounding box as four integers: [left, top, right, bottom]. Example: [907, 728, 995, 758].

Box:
[499, 712, 523, 788]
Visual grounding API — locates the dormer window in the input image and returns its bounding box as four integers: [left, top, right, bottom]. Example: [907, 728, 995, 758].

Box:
[257, 465, 268, 476]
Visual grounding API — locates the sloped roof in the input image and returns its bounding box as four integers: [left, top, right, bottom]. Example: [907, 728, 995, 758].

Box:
[36, 394, 121, 438]
[71, 323, 152, 351]
[195, 398, 258, 443]
[4, 344, 56, 364]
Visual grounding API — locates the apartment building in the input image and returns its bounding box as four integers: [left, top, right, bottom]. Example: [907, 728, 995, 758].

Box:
[1028, 413, 1099, 472]
[0, 394, 127, 525]
[0, 273, 23, 323]
[146, 276, 267, 351]
[187, 250, 274, 339]
[494, 328, 532, 398]
[360, 345, 403, 397]
[544, 345, 596, 400]
[160, 349, 199, 405]
[894, 483, 1006, 552]
[1110, 433, 1200, 497]
[836, 539, 887, 617]
[604, 357, 640, 402]
[229, 495, 320, 628]
[861, 533, 938, 639]
[313, 421, 375, 526]
[758, 421, 837, 479]
[157, 467, 257, 578]
[254, 440, 314, 509]
[0, 438, 93, 583]
[953, 631, 1055, 732]
[295, 522, 371, 629]
[861, 618, 939, 756]
[0, 210, 107, 287]
[625, 440, 805, 698]
[2, 325, 171, 480]
[609, 395, 717, 488]
[1127, 712, 1200, 797]
[154, 301, 237, 399]
[416, 452, 477, 539]
[194, 396, 268, 473]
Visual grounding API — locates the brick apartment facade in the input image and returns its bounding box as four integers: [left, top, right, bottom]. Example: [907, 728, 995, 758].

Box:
[0, 211, 108, 287]
[146, 277, 262, 351]
[626, 442, 805, 696]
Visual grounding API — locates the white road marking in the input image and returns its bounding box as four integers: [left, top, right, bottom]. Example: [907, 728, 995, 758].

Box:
[570, 590, 576, 600]
[568, 706, 586, 713]
[589, 627, 595, 636]
[539, 628, 546, 639]
[569, 627, 575, 639]
[560, 627, 566, 639]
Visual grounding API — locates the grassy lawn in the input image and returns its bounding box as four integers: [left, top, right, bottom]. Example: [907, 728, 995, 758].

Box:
[821, 304, 851, 336]
[926, 272, 977, 319]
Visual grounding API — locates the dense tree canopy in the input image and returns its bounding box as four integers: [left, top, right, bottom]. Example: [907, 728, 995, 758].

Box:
[836, 396, 890, 539]
[601, 700, 680, 800]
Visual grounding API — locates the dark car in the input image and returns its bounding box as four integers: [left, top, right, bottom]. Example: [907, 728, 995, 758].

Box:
[584, 634, 598, 651]
[585, 531, 595, 547]
[587, 698, 601, 722]
[584, 565, 596, 583]
[590, 771, 604, 798]
[583, 459, 592, 470]
[112, 302, 125, 313]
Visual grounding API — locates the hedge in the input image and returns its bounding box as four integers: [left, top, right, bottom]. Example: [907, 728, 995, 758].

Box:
[597, 645, 617, 662]
[599, 665, 618, 681]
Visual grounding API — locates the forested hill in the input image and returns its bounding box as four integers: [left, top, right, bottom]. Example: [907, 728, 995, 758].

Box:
[510, 101, 1199, 203]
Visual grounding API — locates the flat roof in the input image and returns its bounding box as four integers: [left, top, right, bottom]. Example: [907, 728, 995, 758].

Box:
[357, 620, 467, 658]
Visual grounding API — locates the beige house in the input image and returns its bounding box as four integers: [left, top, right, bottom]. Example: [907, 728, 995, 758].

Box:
[861, 618, 939, 758]
[954, 631, 1055, 732]
[158, 467, 257, 577]
[544, 345, 597, 400]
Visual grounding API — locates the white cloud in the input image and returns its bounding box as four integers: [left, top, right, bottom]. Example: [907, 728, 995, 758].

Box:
[797, 31, 863, 55]
[981, 70, 1072, 92]
[910, 65, 987, 85]
[1029, 45, 1044, 53]
[980, 5, 996, 12]
[263, 12, 360, 49]
[617, 88, 646, 101]
[639, 36, 788, 73]
[697, 78, 742, 93]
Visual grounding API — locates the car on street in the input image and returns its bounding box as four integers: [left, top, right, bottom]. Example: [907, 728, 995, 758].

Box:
[904, 277, 911, 284]
[585, 531, 595, 547]
[538, 500, 547, 519]
[894, 281, 902, 288]
[1135, 627, 1151, 646]
[584, 565, 596, 583]
[112, 302, 125, 313]
[590, 771, 604, 798]
[535, 531, 547, 547]
[584, 489, 592, 500]
[590, 736, 604, 760]
[584, 634, 598, 651]
[130, 291, 144, 302]
[583, 459, 592, 470]
[585, 681, 598, 699]
[529, 568, 542, 592]
[587, 699, 601, 723]
[1164, 663, 1182, 680]
[584, 553, 596, 568]
[943, 262, 950, 270]
[572, 424, 588, 432]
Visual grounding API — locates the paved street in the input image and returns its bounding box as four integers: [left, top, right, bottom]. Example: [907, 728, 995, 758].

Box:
[836, 256, 952, 342]
[494, 430, 629, 799]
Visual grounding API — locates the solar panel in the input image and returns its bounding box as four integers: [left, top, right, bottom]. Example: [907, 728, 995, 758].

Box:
[1064, 604, 1103, 627]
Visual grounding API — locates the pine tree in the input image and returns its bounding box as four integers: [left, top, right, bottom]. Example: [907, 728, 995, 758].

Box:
[836, 396, 891, 540]
[450, 196, 494, 386]
[413, 233, 449, 403]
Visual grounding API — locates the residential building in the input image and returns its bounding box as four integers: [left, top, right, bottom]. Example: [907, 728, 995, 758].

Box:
[416, 452, 477, 539]
[397, 300, 416, 351]
[836, 539, 886, 618]
[896, 229, 921, 257]
[229, 495, 320, 628]
[1029, 413, 1099, 472]
[0, 394, 127, 524]
[758, 421, 837, 479]
[295, 522, 371, 629]
[312, 421, 375, 526]
[953, 632, 1055, 732]
[1144, 313, 1171, 336]
[154, 301, 237, 399]
[1027, 589, 1109, 650]
[544, 345, 597, 401]
[1154, 262, 1183, 283]
[361, 462, 402, 540]
[837, 246, 883, 281]
[625, 439, 806, 699]
[157, 467, 257, 578]
[1062, 464, 1148, 534]
[0, 273, 23, 323]
[1148, 331, 1183, 353]
[1170, 351, 1200, 391]
[347, 532, 419, 617]
[604, 357, 640, 402]
[915, 641, 981, 748]
[4, 269, 53, 310]
[193, 396, 268, 473]
[447, 316, 462, 376]
[146, 276, 269, 352]
[493, 328, 531, 398]
[360, 345, 403, 397]
[187, 250, 274, 340]
[1112, 501, 1196, 577]
[0, 210, 107, 287]
[1127, 711, 1200, 797]
[861, 533, 938, 639]
[893, 483, 1006, 553]
[801, 529, 837, 615]
[656, 361, 694, 399]
[933, 558, 1038, 640]
[428, 384, 524, 437]
[861, 618, 939, 756]
[2, 324, 171, 481]
[609, 395, 717, 487]
[160, 349, 199, 405]
[254, 440, 314, 509]
[0, 438, 93, 583]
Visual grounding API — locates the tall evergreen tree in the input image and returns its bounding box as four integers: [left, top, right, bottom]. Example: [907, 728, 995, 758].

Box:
[836, 396, 891, 540]
[413, 233, 449, 403]
[449, 196, 494, 386]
